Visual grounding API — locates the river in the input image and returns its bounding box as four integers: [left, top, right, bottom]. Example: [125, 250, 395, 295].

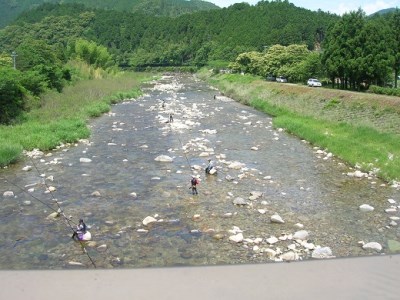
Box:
[1, 74, 399, 269]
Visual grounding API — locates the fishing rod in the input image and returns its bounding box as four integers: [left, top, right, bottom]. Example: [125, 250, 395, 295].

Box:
[3, 156, 97, 268]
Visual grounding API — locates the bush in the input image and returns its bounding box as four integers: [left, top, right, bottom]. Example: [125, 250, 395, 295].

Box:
[368, 85, 400, 97]
[0, 68, 25, 124]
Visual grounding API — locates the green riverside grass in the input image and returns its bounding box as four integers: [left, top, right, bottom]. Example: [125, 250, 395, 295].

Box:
[200, 71, 400, 182]
[0, 72, 150, 167]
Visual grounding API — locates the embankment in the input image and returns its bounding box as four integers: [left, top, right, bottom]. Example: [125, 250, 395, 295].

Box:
[200, 71, 400, 183]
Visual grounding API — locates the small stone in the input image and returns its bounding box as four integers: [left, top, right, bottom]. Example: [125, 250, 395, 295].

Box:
[91, 191, 101, 197]
[266, 236, 279, 244]
[311, 247, 334, 259]
[257, 209, 267, 214]
[229, 233, 243, 243]
[271, 214, 285, 224]
[359, 204, 374, 212]
[293, 230, 309, 241]
[213, 233, 225, 240]
[97, 244, 107, 252]
[142, 216, 157, 226]
[130, 192, 138, 198]
[362, 242, 382, 252]
[233, 197, 248, 206]
[3, 191, 14, 197]
[68, 261, 84, 267]
[79, 158, 92, 163]
[294, 223, 304, 229]
[137, 229, 149, 233]
[22, 166, 32, 171]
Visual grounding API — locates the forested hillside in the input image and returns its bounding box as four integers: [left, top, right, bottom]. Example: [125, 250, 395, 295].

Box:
[0, 0, 219, 28]
[1, 1, 338, 67]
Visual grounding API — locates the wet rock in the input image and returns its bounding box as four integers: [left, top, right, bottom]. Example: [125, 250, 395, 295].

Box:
[266, 236, 279, 244]
[68, 261, 85, 267]
[225, 175, 235, 181]
[80, 158, 92, 163]
[249, 191, 263, 200]
[359, 204, 374, 212]
[3, 191, 14, 198]
[311, 247, 334, 259]
[362, 242, 382, 252]
[385, 208, 397, 214]
[213, 233, 225, 240]
[293, 230, 309, 241]
[233, 197, 248, 206]
[192, 214, 201, 221]
[154, 155, 173, 162]
[347, 170, 367, 178]
[228, 161, 245, 170]
[91, 191, 101, 197]
[229, 233, 243, 243]
[46, 210, 61, 219]
[228, 226, 242, 234]
[263, 248, 277, 259]
[143, 216, 157, 226]
[271, 214, 285, 224]
[45, 186, 56, 193]
[280, 251, 298, 261]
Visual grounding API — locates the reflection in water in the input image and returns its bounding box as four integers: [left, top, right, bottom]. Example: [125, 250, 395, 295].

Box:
[0, 74, 399, 269]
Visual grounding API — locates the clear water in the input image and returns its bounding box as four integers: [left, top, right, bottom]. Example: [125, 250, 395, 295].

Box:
[1, 74, 399, 269]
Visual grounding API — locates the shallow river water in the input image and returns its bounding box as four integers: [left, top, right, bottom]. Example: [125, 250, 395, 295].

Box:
[1, 74, 400, 269]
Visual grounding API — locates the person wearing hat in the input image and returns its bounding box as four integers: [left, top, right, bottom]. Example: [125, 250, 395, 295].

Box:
[72, 219, 87, 240]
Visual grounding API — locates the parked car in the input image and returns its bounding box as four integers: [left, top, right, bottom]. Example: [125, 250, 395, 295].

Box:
[266, 75, 276, 81]
[276, 76, 287, 83]
[307, 78, 322, 87]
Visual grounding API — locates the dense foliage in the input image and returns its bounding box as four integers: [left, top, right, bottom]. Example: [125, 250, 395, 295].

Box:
[230, 44, 322, 83]
[0, 0, 219, 28]
[1, 1, 399, 124]
[321, 9, 397, 90]
[4, 1, 338, 67]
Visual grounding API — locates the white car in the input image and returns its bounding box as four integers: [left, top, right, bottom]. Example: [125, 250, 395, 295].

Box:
[307, 78, 322, 87]
[276, 76, 288, 83]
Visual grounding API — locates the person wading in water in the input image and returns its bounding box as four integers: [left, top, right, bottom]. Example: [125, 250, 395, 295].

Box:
[190, 176, 199, 195]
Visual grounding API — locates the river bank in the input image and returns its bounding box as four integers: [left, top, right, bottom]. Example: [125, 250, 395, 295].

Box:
[1, 74, 400, 269]
[0, 72, 151, 167]
[199, 71, 400, 183]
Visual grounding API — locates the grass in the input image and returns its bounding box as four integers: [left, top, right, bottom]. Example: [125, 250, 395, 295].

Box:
[200, 72, 400, 182]
[0, 71, 151, 167]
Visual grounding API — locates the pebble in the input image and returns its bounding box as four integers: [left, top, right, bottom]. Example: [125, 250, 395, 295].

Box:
[271, 214, 285, 224]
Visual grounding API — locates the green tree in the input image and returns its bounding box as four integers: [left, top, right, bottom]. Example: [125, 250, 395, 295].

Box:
[0, 53, 12, 67]
[0, 67, 25, 124]
[389, 9, 400, 88]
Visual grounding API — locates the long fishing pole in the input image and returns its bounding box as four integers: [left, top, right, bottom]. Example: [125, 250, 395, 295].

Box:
[4, 156, 97, 268]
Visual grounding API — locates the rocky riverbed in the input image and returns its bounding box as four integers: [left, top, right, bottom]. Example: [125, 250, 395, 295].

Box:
[1, 74, 400, 269]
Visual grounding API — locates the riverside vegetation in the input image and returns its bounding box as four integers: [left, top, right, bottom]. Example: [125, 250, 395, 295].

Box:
[0, 65, 150, 167]
[200, 71, 400, 183]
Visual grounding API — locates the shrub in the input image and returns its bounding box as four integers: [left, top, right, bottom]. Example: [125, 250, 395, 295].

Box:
[0, 68, 25, 124]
